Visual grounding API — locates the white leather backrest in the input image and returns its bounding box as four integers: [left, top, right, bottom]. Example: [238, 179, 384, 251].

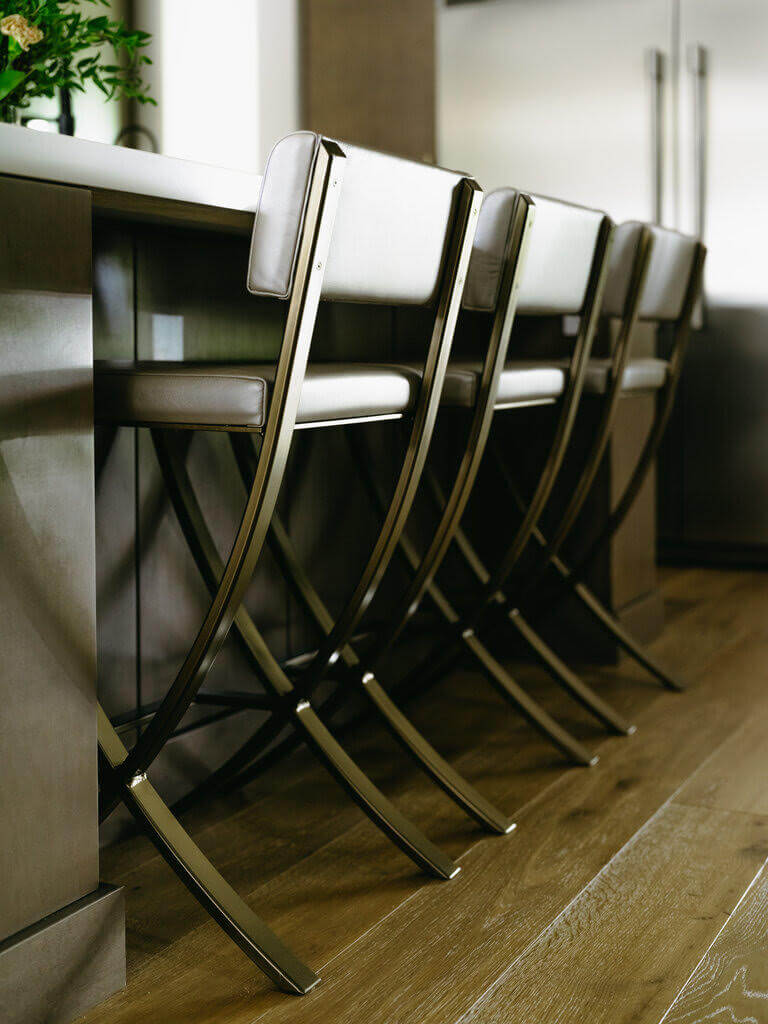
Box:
[463, 190, 605, 316]
[248, 131, 468, 306]
[516, 195, 606, 315]
[603, 221, 699, 321]
[463, 189, 520, 312]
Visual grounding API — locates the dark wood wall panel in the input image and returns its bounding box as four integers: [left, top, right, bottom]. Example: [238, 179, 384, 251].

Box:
[301, 0, 436, 162]
[0, 177, 98, 939]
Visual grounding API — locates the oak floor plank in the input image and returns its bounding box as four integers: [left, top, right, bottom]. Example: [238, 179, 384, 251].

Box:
[101, 635, 665, 977]
[77, 570, 768, 1023]
[674, 713, 768, 818]
[81, 682, 602, 1023]
[105, 665, 595, 972]
[632, 571, 768, 685]
[241, 637, 768, 1024]
[661, 858, 768, 1023]
[460, 802, 768, 1024]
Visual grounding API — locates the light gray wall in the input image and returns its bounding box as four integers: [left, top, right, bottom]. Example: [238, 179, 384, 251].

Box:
[436, 0, 674, 223]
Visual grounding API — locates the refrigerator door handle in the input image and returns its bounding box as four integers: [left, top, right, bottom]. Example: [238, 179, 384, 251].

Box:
[688, 43, 709, 239]
[646, 48, 665, 224]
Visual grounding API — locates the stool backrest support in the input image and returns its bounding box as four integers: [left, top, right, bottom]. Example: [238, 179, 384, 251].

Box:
[248, 132, 470, 307]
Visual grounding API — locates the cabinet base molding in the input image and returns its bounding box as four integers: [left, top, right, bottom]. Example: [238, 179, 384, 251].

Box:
[0, 885, 125, 1024]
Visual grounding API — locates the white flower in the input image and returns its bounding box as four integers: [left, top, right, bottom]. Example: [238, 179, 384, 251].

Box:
[0, 14, 44, 52]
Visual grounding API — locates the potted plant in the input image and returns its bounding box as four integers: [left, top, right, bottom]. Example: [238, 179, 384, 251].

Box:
[0, 1, 153, 127]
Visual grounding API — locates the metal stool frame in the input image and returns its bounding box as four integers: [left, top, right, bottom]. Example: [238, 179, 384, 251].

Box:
[361, 215, 619, 765]
[162, 194, 536, 835]
[427, 238, 706, 695]
[96, 138, 481, 992]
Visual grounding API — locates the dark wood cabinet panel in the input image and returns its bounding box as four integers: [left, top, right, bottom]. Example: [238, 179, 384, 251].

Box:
[301, 0, 436, 162]
[0, 177, 98, 940]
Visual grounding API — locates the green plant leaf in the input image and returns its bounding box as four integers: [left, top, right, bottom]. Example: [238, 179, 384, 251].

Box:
[0, 67, 26, 101]
[2, 1, 154, 109]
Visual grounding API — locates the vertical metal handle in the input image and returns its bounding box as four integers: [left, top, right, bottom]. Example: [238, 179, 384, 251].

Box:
[688, 43, 708, 239]
[646, 49, 665, 223]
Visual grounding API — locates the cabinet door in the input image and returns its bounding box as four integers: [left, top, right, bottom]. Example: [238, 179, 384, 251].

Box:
[438, 0, 673, 222]
[0, 177, 98, 940]
[665, 0, 768, 548]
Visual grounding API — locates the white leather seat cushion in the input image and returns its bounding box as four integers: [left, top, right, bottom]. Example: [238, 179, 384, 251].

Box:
[580, 357, 669, 395]
[95, 361, 422, 429]
[440, 360, 566, 408]
[248, 131, 467, 306]
[602, 222, 699, 321]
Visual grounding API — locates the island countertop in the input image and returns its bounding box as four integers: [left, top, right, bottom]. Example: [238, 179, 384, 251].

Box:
[0, 123, 262, 228]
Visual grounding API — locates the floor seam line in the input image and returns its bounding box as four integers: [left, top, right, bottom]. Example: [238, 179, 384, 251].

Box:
[657, 856, 768, 1023]
[452, 719, 749, 1024]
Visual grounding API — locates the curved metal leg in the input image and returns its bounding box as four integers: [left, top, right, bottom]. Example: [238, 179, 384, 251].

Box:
[97, 706, 320, 995]
[184, 182, 505, 836]
[213, 433, 514, 834]
[224, 197, 535, 832]
[368, 195, 536, 656]
[549, 246, 706, 598]
[340, 217, 619, 759]
[549, 557, 685, 691]
[424, 466, 632, 731]
[505, 608, 636, 733]
[488, 448, 685, 692]
[266, 510, 514, 834]
[518, 226, 654, 594]
[495, 244, 707, 690]
[299, 181, 484, 686]
[374, 218, 615, 719]
[460, 215, 614, 619]
[403, 227, 655, 729]
[222, 684, 351, 794]
[352, 439, 598, 766]
[151, 429, 459, 879]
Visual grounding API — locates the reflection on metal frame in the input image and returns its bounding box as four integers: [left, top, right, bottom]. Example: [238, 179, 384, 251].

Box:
[297, 181, 485, 690]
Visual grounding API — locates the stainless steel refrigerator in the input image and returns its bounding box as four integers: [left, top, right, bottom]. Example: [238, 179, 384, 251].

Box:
[439, 0, 768, 561]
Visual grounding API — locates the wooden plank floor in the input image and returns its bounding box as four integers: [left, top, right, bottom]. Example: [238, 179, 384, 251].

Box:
[78, 567, 768, 1024]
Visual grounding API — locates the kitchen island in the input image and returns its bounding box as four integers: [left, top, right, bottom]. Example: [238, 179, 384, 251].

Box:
[0, 123, 262, 1024]
[0, 121, 664, 1023]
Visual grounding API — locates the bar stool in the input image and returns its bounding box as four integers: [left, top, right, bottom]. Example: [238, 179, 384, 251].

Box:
[514, 222, 707, 685]
[390, 193, 621, 762]
[223, 190, 619, 788]
[94, 131, 483, 993]
[195, 188, 536, 832]
[431, 221, 705, 697]
[310, 192, 622, 767]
